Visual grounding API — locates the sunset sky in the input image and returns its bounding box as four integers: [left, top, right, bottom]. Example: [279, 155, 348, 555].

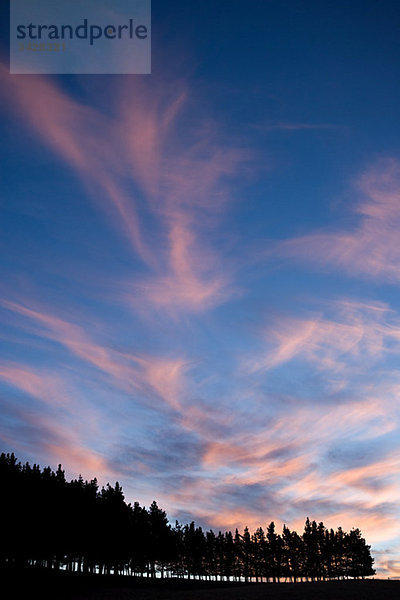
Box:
[1, 0, 400, 578]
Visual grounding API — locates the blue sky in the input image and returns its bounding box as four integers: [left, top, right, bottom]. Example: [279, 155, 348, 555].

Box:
[1, 0, 400, 577]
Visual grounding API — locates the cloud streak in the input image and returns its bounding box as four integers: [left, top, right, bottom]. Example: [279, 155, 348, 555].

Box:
[274, 159, 400, 282]
[246, 298, 400, 375]
[0, 299, 189, 413]
[0, 65, 247, 314]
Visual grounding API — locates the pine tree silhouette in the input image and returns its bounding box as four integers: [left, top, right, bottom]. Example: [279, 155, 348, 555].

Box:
[0, 451, 375, 582]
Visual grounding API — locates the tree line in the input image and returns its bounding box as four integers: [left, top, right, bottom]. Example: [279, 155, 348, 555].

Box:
[0, 452, 375, 581]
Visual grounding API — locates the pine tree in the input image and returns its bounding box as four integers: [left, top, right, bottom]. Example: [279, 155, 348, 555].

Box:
[266, 521, 281, 583]
[241, 526, 252, 583]
[0, 451, 376, 582]
[252, 527, 266, 583]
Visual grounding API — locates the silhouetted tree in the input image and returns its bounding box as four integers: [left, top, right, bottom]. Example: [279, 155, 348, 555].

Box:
[266, 521, 282, 582]
[0, 452, 375, 582]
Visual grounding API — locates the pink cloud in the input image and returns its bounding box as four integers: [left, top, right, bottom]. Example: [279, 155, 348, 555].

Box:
[1, 65, 247, 313]
[200, 395, 395, 491]
[288, 511, 400, 549]
[0, 298, 227, 447]
[0, 64, 152, 264]
[280, 450, 400, 510]
[132, 220, 234, 313]
[378, 558, 400, 578]
[246, 298, 400, 374]
[274, 159, 400, 281]
[0, 299, 189, 412]
[0, 408, 114, 483]
[330, 455, 400, 496]
[0, 364, 69, 407]
[175, 393, 399, 542]
[207, 508, 270, 532]
[0, 361, 111, 448]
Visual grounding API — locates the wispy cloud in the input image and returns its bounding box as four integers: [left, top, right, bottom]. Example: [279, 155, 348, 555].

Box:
[245, 298, 400, 374]
[0, 397, 112, 481]
[0, 65, 247, 314]
[274, 159, 400, 282]
[0, 299, 189, 412]
[0, 364, 70, 408]
[131, 220, 234, 313]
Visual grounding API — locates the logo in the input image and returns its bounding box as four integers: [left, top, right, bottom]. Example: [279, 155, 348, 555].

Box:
[10, 0, 151, 74]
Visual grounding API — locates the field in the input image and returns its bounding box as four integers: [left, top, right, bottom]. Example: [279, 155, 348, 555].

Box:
[2, 572, 399, 600]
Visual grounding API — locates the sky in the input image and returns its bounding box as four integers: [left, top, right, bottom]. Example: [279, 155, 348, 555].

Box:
[1, 0, 400, 578]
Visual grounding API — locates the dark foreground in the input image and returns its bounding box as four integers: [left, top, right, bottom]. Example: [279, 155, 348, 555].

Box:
[1, 571, 398, 600]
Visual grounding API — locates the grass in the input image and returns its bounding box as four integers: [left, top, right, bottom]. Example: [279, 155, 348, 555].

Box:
[1, 570, 398, 600]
